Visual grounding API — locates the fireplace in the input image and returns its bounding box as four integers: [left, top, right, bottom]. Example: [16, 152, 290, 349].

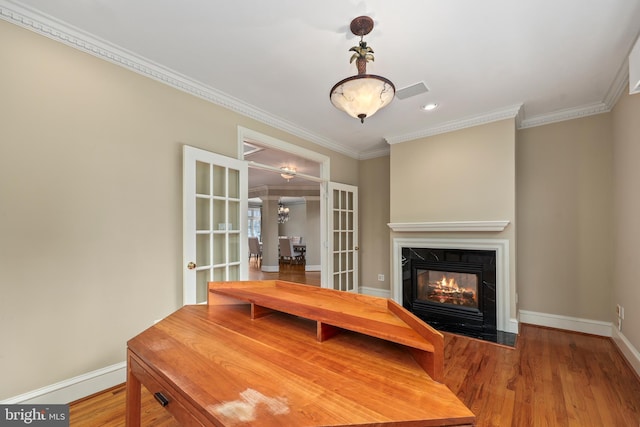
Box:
[392, 234, 516, 344]
[403, 247, 498, 341]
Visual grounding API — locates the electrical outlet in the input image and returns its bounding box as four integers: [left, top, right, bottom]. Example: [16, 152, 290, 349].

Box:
[616, 304, 621, 317]
[377, 274, 384, 281]
[620, 306, 625, 320]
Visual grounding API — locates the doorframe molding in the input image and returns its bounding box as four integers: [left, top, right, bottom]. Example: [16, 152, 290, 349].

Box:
[237, 127, 331, 286]
[237, 127, 331, 177]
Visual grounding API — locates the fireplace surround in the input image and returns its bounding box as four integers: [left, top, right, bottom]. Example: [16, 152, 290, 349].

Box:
[392, 237, 517, 343]
[403, 247, 497, 340]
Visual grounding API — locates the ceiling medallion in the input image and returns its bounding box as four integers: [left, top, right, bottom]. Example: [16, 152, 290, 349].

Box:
[330, 16, 395, 123]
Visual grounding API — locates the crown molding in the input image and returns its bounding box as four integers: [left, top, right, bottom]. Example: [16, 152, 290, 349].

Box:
[604, 56, 629, 108]
[2, 1, 632, 158]
[0, 1, 361, 160]
[518, 102, 611, 129]
[358, 146, 391, 159]
[513, 54, 629, 129]
[385, 104, 523, 145]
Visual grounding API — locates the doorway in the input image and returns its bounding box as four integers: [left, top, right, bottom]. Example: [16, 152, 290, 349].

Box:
[238, 127, 328, 285]
[237, 127, 359, 292]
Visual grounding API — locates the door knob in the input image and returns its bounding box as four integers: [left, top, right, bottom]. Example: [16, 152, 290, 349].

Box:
[187, 262, 197, 270]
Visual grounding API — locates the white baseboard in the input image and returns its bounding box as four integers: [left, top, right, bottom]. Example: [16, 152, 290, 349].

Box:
[518, 309, 613, 337]
[612, 328, 640, 377]
[360, 286, 391, 298]
[505, 318, 519, 334]
[305, 264, 321, 272]
[0, 362, 126, 404]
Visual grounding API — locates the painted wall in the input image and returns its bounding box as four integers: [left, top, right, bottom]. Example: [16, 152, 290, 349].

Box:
[304, 199, 321, 269]
[0, 20, 358, 400]
[278, 202, 307, 239]
[389, 119, 517, 318]
[517, 114, 613, 322]
[358, 156, 391, 291]
[611, 90, 640, 353]
[390, 119, 516, 223]
[3, 13, 638, 401]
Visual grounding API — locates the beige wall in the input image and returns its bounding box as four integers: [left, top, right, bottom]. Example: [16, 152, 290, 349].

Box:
[278, 202, 307, 238]
[390, 119, 516, 223]
[389, 119, 518, 318]
[386, 113, 621, 328]
[358, 156, 391, 290]
[4, 14, 638, 401]
[517, 115, 613, 321]
[304, 199, 321, 268]
[0, 20, 358, 399]
[612, 91, 640, 351]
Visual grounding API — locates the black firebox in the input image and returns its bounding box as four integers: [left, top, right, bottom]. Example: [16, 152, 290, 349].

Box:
[402, 247, 497, 341]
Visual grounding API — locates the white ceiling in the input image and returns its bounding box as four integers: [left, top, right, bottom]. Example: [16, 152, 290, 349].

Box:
[244, 141, 322, 187]
[3, 0, 640, 159]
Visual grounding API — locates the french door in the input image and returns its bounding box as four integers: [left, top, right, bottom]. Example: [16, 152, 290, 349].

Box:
[327, 182, 358, 292]
[183, 143, 359, 300]
[183, 145, 247, 305]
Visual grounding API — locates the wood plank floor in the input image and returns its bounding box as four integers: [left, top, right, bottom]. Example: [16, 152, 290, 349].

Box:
[247, 261, 321, 286]
[70, 266, 640, 426]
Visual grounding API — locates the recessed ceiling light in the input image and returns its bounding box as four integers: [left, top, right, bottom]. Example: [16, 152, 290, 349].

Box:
[421, 103, 438, 111]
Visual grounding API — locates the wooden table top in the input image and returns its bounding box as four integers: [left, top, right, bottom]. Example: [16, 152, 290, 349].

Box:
[128, 296, 475, 426]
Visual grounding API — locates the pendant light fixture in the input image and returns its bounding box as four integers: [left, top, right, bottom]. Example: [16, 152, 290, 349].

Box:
[330, 16, 395, 123]
[277, 201, 290, 224]
[280, 166, 296, 181]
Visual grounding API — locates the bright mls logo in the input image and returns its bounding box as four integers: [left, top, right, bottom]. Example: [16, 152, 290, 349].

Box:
[0, 405, 68, 426]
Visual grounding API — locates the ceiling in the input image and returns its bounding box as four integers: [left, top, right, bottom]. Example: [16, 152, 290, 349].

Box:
[3, 1, 640, 159]
[243, 141, 321, 188]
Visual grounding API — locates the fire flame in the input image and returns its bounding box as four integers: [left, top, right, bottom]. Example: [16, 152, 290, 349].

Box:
[427, 274, 477, 306]
[438, 275, 459, 290]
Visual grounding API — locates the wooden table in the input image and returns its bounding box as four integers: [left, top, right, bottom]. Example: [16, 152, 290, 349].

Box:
[126, 280, 475, 426]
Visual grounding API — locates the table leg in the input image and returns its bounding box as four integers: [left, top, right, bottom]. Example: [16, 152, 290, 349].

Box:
[125, 352, 142, 427]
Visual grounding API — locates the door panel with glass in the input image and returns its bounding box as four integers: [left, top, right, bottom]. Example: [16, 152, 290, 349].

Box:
[328, 182, 358, 292]
[183, 145, 247, 305]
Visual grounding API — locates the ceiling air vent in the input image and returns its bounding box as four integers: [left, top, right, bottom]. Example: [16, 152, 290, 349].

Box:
[396, 82, 429, 100]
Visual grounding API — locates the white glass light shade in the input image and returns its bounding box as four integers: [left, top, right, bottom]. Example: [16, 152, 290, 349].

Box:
[330, 74, 395, 123]
[280, 166, 296, 180]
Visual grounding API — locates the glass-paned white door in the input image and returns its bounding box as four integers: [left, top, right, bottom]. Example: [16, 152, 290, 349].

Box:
[183, 145, 247, 305]
[328, 182, 358, 292]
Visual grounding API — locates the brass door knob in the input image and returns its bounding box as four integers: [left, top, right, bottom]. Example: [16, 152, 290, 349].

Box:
[187, 262, 197, 270]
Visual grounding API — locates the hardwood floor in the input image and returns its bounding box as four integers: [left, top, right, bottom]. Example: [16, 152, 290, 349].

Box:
[443, 325, 640, 426]
[69, 266, 640, 426]
[247, 261, 320, 286]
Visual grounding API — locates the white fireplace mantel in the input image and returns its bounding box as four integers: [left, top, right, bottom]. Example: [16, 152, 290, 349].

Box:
[387, 220, 510, 232]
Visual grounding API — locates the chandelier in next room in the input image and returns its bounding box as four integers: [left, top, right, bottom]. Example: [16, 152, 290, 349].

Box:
[330, 16, 395, 123]
[277, 202, 290, 224]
